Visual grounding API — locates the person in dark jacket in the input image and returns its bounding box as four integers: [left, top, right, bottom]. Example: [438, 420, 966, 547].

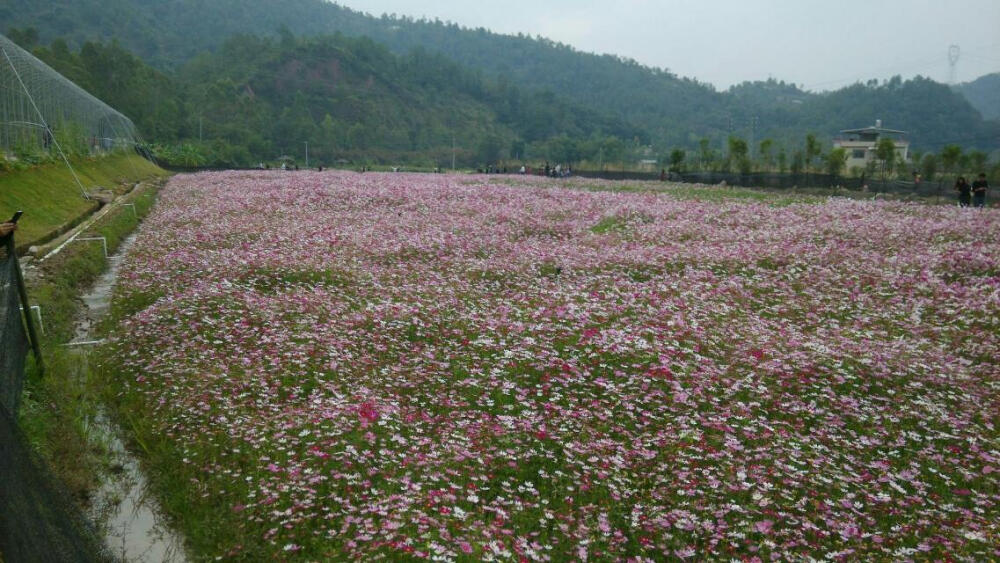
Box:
[954, 176, 972, 207]
[971, 173, 988, 209]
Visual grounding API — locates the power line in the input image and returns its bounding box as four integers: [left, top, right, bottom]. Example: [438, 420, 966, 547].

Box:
[962, 52, 1000, 65]
[802, 54, 947, 91]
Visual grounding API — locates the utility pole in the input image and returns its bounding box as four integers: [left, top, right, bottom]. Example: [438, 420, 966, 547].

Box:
[304, 141, 309, 167]
[725, 115, 733, 155]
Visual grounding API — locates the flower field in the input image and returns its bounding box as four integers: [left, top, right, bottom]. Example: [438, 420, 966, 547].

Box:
[105, 170, 999, 560]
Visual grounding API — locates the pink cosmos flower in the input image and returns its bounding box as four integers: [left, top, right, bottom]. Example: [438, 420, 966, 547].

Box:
[755, 520, 774, 534]
[358, 400, 380, 426]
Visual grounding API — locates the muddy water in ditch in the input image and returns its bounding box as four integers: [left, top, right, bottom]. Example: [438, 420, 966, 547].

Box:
[75, 233, 187, 562]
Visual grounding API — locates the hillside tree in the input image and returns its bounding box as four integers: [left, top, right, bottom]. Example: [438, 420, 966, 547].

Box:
[967, 150, 988, 175]
[920, 153, 938, 181]
[758, 138, 774, 171]
[940, 144, 962, 176]
[726, 135, 748, 173]
[805, 134, 822, 173]
[668, 148, 685, 173]
[825, 147, 848, 177]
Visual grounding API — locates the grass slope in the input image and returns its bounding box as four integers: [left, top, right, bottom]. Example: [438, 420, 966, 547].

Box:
[0, 153, 167, 248]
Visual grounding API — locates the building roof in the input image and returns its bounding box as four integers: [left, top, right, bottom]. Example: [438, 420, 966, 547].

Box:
[839, 125, 907, 135]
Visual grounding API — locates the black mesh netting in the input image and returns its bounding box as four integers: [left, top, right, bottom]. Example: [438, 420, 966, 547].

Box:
[0, 237, 112, 562]
[0, 240, 27, 415]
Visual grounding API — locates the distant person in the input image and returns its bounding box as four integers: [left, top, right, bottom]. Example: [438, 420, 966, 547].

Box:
[660, 168, 666, 182]
[519, 165, 526, 175]
[954, 176, 972, 207]
[972, 173, 989, 208]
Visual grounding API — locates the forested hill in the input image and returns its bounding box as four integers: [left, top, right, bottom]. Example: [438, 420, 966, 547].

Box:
[956, 73, 1000, 121]
[721, 77, 999, 153]
[1, 0, 722, 146]
[19, 32, 640, 166]
[3, 0, 998, 153]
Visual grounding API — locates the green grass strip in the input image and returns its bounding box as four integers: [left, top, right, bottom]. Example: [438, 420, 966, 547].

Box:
[0, 153, 167, 248]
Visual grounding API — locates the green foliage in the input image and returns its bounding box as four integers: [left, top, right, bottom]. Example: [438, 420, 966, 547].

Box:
[668, 149, 685, 173]
[804, 134, 822, 173]
[758, 139, 774, 171]
[6, 26, 39, 48]
[15, 171, 163, 508]
[956, 72, 1000, 121]
[940, 144, 962, 174]
[30, 38, 187, 143]
[726, 136, 749, 173]
[476, 134, 505, 164]
[824, 147, 847, 177]
[875, 138, 897, 180]
[790, 151, 804, 175]
[6, 2, 1000, 159]
[19, 31, 649, 168]
[967, 150, 988, 175]
[0, 153, 165, 246]
[697, 138, 716, 171]
[920, 153, 938, 181]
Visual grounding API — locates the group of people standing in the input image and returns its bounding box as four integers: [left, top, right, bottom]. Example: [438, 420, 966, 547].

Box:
[954, 173, 989, 208]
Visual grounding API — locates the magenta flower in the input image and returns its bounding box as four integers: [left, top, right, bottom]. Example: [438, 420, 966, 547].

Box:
[104, 170, 1000, 560]
[358, 401, 380, 426]
[755, 520, 774, 534]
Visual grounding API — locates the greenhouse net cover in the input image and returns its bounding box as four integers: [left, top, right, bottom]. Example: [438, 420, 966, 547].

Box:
[0, 32, 138, 160]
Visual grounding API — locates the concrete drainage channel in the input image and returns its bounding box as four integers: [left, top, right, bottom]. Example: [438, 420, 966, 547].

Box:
[64, 232, 187, 562]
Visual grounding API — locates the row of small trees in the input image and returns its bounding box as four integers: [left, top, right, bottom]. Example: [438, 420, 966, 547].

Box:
[663, 135, 997, 182]
[663, 134, 848, 177]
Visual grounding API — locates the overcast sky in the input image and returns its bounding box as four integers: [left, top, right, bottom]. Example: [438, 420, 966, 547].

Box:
[334, 0, 1000, 91]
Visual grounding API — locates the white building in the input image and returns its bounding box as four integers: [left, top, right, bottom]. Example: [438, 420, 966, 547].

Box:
[832, 120, 910, 171]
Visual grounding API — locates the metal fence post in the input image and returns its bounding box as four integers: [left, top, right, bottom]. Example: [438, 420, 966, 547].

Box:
[76, 236, 108, 258]
[7, 236, 43, 374]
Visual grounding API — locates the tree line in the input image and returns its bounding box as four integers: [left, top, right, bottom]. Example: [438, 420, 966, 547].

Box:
[5, 0, 1000, 154]
[4, 24, 998, 179]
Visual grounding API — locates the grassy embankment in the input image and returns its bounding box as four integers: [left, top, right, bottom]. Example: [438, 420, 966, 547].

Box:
[0, 153, 164, 250]
[4, 153, 168, 502]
